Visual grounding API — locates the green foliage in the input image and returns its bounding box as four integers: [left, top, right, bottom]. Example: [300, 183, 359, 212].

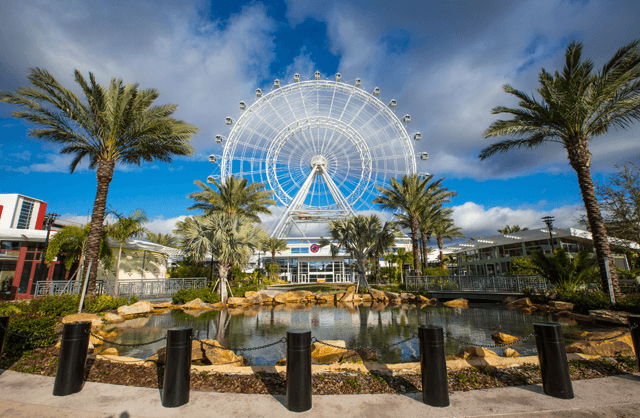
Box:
[530, 248, 597, 292]
[0, 302, 26, 316]
[4, 314, 57, 359]
[83, 295, 131, 313]
[570, 291, 612, 315]
[616, 293, 640, 314]
[232, 265, 249, 281]
[172, 288, 221, 304]
[29, 295, 78, 317]
[508, 257, 542, 275]
[522, 288, 549, 304]
[170, 263, 211, 278]
[422, 267, 451, 276]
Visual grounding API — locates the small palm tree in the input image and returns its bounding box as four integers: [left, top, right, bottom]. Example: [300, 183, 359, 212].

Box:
[45, 224, 113, 279]
[188, 176, 276, 222]
[260, 237, 288, 280]
[497, 225, 529, 234]
[0, 68, 197, 294]
[110, 209, 148, 295]
[480, 40, 640, 298]
[431, 217, 465, 267]
[371, 220, 399, 284]
[393, 248, 414, 284]
[529, 248, 597, 293]
[146, 232, 178, 248]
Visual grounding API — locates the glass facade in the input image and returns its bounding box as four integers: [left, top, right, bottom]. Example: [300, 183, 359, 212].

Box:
[16, 200, 34, 229]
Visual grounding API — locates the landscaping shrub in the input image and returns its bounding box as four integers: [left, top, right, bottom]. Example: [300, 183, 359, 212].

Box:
[4, 314, 57, 359]
[172, 288, 220, 304]
[569, 291, 611, 314]
[616, 293, 640, 314]
[29, 295, 78, 317]
[422, 267, 451, 276]
[522, 288, 549, 304]
[169, 263, 210, 279]
[83, 295, 131, 313]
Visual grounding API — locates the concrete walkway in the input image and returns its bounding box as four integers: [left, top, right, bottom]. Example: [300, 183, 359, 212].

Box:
[0, 370, 639, 417]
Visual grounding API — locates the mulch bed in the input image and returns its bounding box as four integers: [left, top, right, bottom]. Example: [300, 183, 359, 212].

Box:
[1, 347, 638, 395]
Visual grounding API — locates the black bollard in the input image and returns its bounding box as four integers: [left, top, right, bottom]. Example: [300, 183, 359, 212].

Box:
[418, 325, 450, 407]
[0, 316, 8, 359]
[162, 327, 192, 408]
[53, 321, 91, 396]
[628, 315, 640, 370]
[286, 330, 312, 412]
[533, 323, 574, 399]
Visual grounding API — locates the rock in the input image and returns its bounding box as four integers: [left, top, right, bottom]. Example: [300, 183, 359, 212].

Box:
[102, 313, 125, 323]
[201, 339, 245, 366]
[503, 297, 517, 304]
[89, 334, 104, 346]
[589, 310, 629, 325]
[100, 347, 119, 356]
[226, 297, 251, 307]
[521, 307, 533, 315]
[183, 298, 214, 310]
[549, 301, 574, 311]
[448, 346, 499, 360]
[567, 312, 596, 323]
[273, 293, 288, 304]
[383, 291, 400, 301]
[400, 293, 413, 300]
[260, 294, 274, 304]
[369, 288, 389, 302]
[62, 313, 104, 327]
[117, 301, 153, 317]
[491, 332, 521, 344]
[502, 348, 520, 358]
[565, 329, 635, 357]
[191, 341, 206, 362]
[311, 340, 347, 363]
[114, 316, 150, 328]
[151, 301, 172, 308]
[340, 350, 363, 363]
[146, 346, 166, 364]
[358, 349, 378, 361]
[340, 286, 356, 302]
[443, 298, 468, 308]
[211, 301, 226, 310]
[360, 294, 372, 302]
[244, 291, 263, 305]
[506, 298, 532, 309]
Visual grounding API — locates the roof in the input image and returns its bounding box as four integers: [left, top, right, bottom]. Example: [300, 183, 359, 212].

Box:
[442, 227, 640, 254]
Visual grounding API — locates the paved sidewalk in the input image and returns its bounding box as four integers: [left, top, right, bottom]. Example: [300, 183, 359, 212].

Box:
[0, 369, 639, 417]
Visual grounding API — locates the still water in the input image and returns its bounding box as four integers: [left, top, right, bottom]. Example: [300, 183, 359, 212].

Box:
[109, 303, 596, 365]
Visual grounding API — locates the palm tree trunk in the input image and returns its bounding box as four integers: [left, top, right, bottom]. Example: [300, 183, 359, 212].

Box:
[438, 237, 444, 268]
[410, 216, 421, 275]
[421, 230, 430, 271]
[84, 159, 115, 295]
[218, 263, 230, 303]
[271, 252, 276, 280]
[569, 145, 620, 297]
[114, 244, 123, 296]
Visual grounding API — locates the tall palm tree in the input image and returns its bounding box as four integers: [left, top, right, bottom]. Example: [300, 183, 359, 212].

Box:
[146, 232, 178, 248]
[110, 209, 148, 295]
[497, 225, 529, 234]
[393, 248, 414, 284]
[188, 176, 276, 222]
[431, 217, 465, 267]
[375, 174, 456, 273]
[480, 40, 640, 298]
[416, 204, 449, 270]
[260, 237, 288, 280]
[45, 224, 113, 274]
[371, 220, 399, 283]
[0, 68, 197, 294]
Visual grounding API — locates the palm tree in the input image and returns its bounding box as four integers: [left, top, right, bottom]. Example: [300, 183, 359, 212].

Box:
[375, 174, 456, 273]
[431, 217, 465, 267]
[393, 248, 414, 284]
[416, 204, 449, 270]
[188, 176, 276, 222]
[497, 225, 529, 234]
[174, 213, 263, 302]
[45, 224, 113, 275]
[371, 220, 400, 283]
[0, 68, 197, 294]
[260, 237, 288, 280]
[110, 209, 148, 295]
[529, 248, 597, 293]
[146, 232, 178, 248]
[480, 40, 640, 298]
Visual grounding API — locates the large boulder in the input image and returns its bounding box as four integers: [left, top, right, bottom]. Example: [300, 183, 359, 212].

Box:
[360, 293, 372, 302]
[226, 297, 251, 307]
[340, 286, 357, 302]
[201, 339, 245, 366]
[117, 300, 153, 317]
[446, 346, 499, 360]
[443, 298, 469, 308]
[506, 298, 532, 309]
[151, 301, 172, 309]
[502, 348, 520, 358]
[244, 291, 263, 305]
[549, 301, 574, 311]
[260, 294, 274, 304]
[491, 332, 520, 344]
[273, 293, 288, 304]
[589, 310, 629, 325]
[62, 313, 103, 327]
[103, 313, 125, 324]
[567, 312, 596, 323]
[146, 346, 166, 364]
[311, 340, 347, 363]
[183, 298, 214, 310]
[369, 288, 389, 302]
[99, 347, 119, 356]
[565, 329, 635, 356]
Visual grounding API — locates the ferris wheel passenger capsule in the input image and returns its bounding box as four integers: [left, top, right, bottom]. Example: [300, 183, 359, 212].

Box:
[206, 175, 215, 184]
[256, 88, 262, 97]
[225, 117, 233, 125]
[335, 73, 341, 82]
[294, 73, 300, 82]
[373, 87, 380, 96]
[315, 71, 321, 80]
[274, 79, 280, 88]
[413, 132, 422, 141]
[215, 135, 223, 144]
[389, 99, 397, 108]
[420, 152, 429, 161]
[355, 78, 361, 87]
[239, 101, 246, 110]
[403, 114, 411, 123]
[208, 155, 217, 163]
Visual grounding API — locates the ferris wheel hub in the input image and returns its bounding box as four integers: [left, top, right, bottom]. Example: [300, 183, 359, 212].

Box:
[310, 155, 328, 168]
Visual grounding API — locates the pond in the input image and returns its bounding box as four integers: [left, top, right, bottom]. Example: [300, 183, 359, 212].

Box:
[107, 303, 604, 365]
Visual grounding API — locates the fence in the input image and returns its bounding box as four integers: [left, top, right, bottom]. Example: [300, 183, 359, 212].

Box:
[406, 275, 548, 293]
[33, 278, 207, 299]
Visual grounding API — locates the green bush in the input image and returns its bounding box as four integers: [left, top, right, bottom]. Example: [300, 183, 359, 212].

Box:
[172, 288, 220, 304]
[522, 288, 549, 304]
[83, 295, 133, 313]
[170, 263, 211, 279]
[508, 257, 542, 275]
[4, 314, 57, 359]
[0, 301, 28, 316]
[569, 291, 611, 314]
[422, 267, 451, 276]
[616, 293, 640, 314]
[29, 295, 78, 317]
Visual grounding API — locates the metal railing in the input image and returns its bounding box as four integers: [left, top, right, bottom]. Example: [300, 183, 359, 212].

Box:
[34, 278, 207, 299]
[406, 275, 547, 293]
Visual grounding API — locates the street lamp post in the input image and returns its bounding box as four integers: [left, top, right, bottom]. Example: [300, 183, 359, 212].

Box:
[541, 216, 555, 253]
[38, 213, 60, 294]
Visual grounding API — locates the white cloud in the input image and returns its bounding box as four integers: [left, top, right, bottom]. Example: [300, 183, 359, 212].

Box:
[145, 215, 188, 235]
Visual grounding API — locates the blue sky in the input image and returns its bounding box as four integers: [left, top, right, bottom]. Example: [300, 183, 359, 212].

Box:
[1, 0, 639, 242]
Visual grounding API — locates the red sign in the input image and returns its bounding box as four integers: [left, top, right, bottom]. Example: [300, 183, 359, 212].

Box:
[310, 244, 319, 253]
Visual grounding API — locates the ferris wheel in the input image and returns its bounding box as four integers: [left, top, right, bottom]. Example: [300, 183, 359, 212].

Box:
[209, 71, 427, 239]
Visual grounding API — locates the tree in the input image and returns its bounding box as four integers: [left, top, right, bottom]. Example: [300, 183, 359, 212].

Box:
[480, 40, 640, 298]
[110, 209, 148, 295]
[507, 256, 542, 275]
[0, 68, 197, 295]
[393, 248, 414, 284]
[375, 174, 456, 274]
[318, 215, 395, 292]
[45, 224, 113, 278]
[431, 217, 465, 267]
[174, 213, 264, 302]
[260, 237, 288, 280]
[188, 176, 276, 222]
[497, 225, 529, 234]
[529, 248, 597, 293]
[146, 232, 178, 248]
[371, 220, 400, 284]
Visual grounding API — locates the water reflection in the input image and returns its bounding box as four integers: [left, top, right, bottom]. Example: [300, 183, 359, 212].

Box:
[111, 303, 580, 365]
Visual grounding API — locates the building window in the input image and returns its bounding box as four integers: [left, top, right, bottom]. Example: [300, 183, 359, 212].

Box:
[16, 200, 34, 229]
